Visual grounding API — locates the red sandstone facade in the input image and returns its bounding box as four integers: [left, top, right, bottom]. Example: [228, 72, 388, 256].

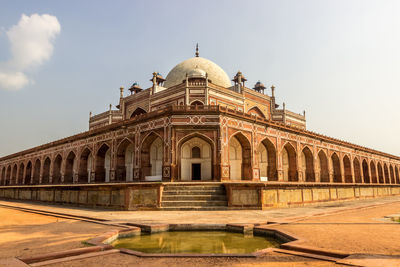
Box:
[1, 51, 399, 186]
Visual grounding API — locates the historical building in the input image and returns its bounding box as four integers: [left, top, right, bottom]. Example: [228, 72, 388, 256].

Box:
[1, 46, 400, 189]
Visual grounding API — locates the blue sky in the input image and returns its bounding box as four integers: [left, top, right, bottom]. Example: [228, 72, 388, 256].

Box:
[0, 0, 399, 157]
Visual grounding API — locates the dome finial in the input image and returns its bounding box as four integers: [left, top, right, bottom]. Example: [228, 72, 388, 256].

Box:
[195, 43, 199, 57]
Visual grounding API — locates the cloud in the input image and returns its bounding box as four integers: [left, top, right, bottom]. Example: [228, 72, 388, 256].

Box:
[0, 14, 60, 91]
[0, 72, 29, 90]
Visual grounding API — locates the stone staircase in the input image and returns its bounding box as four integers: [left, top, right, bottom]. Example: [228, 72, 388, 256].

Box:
[160, 184, 228, 210]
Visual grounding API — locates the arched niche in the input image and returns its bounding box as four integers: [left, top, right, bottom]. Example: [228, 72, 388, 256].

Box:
[370, 161, 377, 183]
[317, 150, 329, 182]
[331, 153, 342, 183]
[377, 162, 384, 183]
[78, 148, 92, 183]
[52, 155, 62, 184]
[362, 159, 370, 183]
[42, 157, 51, 184]
[11, 164, 17, 185]
[140, 132, 163, 180]
[301, 146, 315, 182]
[343, 155, 352, 183]
[95, 144, 111, 183]
[32, 159, 41, 185]
[353, 157, 361, 183]
[18, 163, 24, 185]
[64, 151, 76, 183]
[257, 138, 277, 181]
[25, 161, 32, 185]
[116, 139, 135, 182]
[389, 165, 395, 184]
[282, 143, 297, 182]
[384, 164, 389, 183]
[248, 106, 266, 118]
[130, 107, 147, 118]
[229, 133, 251, 180]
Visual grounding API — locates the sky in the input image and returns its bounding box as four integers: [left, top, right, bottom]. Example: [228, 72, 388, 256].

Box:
[0, 0, 399, 157]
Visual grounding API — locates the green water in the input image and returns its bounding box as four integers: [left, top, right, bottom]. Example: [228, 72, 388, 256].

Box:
[112, 231, 280, 254]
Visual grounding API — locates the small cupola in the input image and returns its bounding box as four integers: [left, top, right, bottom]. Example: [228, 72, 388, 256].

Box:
[129, 82, 142, 94]
[253, 80, 266, 93]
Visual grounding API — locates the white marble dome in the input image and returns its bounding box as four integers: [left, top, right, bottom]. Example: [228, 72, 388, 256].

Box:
[164, 57, 231, 88]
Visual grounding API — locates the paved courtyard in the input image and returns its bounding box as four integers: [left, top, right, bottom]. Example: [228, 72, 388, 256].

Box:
[0, 197, 400, 266]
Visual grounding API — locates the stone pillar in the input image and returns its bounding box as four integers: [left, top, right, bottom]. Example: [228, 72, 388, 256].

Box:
[15, 165, 20, 185]
[22, 164, 27, 185]
[340, 154, 345, 183]
[60, 157, 66, 183]
[360, 160, 365, 183]
[49, 160, 54, 184]
[39, 158, 44, 184]
[328, 152, 333, 183]
[313, 152, 320, 182]
[350, 156, 355, 183]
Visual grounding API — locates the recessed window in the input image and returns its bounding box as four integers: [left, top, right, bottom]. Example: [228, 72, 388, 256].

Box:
[192, 146, 201, 158]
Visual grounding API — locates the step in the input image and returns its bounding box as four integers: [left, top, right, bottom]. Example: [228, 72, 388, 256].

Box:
[162, 195, 226, 201]
[160, 206, 229, 211]
[161, 200, 227, 207]
[162, 190, 225, 195]
[163, 185, 225, 191]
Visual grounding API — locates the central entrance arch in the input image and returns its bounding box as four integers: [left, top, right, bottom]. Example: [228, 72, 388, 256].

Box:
[180, 136, 212, 181]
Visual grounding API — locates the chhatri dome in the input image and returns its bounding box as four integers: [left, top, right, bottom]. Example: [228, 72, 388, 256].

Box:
[164, 44, 232, 88]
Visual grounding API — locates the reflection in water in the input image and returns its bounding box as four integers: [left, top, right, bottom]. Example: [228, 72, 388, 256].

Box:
[112, 231, 280, 254]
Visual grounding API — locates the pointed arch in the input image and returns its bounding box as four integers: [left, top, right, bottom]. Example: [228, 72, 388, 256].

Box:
[5, 165, 11, 185]
[18, 162, 24, 185]
[317, 150, 329, 182]
[11, 164, 17, 185]
[282, 142, 297, 182]
[370, 161, 377, 183]
[362, 159, 370, 183]
[1, 166, 5, 185]
[247, 106, 266, 118]
[64, 151, 76, 183]
[331, 153, 342, 183]
[384, 163, 389, 184]
[32, 159, 41, 185]
[258, 137, 277, 181]
[229, 132, 252, 180]
[177, 132, 215, 181]
[78, 147, 92, 183]
[190, 100, 204, 106]
[395, 166, 400, 184]
[42, 157, 51, 184]
[179, 134, 213, 181]
[353, 157, 361, 183]
[389, 165, 395, 184]
[95, 143, 111, 183]
[116, 138, 134, 182]
[25, 161, 32, 185]
[301, 146, 315, 182]
[130, 107, 147, 118]
[377, 162, 384, 183]
[140, 132, 163, 179]
[342, 155, 352, 183]
[52, 154, 62, 184]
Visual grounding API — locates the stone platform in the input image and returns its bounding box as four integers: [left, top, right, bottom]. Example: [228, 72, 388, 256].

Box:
[1, 181, 400, 211]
